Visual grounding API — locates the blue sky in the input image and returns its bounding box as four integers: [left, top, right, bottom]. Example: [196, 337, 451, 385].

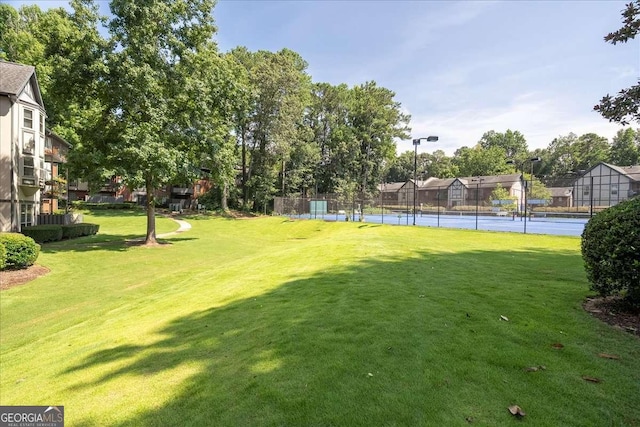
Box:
[8, 0, 640, 155]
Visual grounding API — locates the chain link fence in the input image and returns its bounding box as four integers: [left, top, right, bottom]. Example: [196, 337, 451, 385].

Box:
[273, 168, 640, 231]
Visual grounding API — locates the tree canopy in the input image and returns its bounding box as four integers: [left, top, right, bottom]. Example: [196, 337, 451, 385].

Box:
[594, 1, 640, 125]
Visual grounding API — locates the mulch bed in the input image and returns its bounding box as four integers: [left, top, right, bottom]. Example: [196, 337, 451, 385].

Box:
[583, 296, 640, 337]
[1, 265, 51, 290]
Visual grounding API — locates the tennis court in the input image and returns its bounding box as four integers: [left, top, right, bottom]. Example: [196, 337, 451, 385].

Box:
[291, 212, 588, 236]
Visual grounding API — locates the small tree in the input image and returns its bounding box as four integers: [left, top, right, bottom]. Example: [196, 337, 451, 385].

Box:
[489, 183, 517, 211]
[581, 197, 640, 306]
[527, 176, 552, 202]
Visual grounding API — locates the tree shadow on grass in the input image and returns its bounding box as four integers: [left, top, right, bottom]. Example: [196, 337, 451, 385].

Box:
[42, 235, 198, 253]
[63, 248, 636, 427]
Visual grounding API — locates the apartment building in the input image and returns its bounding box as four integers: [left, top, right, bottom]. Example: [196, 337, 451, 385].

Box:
[0, 61, 47, 232]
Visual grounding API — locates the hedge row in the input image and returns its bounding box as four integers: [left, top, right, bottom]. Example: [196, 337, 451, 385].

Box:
[0, 233, 40, 270]
[71, 201, 140, 210]
[21, 223, 100, 243]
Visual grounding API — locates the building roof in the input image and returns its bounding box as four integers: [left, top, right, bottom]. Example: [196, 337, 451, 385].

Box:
[459, 174, 522, 186]
[46, 129, 73, 148]
[428, 174, 522, 189]
[549, 187, 572, 197]
[381, 173, 523, 192]
[379, 182, 405, 192]
[422, 178, 457, 188]
[0, 61, 35, 95]
[0, 60, 44, 107]
[602, 163, 640, 181]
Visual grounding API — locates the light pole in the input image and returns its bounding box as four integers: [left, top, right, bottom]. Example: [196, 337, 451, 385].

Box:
[412, 136, 438, 225]
[506, 157, 541, 234]
[471, 177, 485, 230]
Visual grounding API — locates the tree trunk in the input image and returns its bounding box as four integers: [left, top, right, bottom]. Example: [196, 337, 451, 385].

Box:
[241, 127, 247, 209]
[145, 177, 157, 244]
[221, 181, 229, 211]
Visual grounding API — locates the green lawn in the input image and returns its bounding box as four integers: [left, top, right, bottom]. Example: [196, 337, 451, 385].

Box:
[1, 212, 639, 426]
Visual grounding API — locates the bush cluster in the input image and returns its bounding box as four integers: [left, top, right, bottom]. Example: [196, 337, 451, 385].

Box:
[581, 197, 640, 305]
[61, 223, 100, 239]
[0, 233, 40, 270]
[20, 225, 63, 243]
[21, 223, 100, 243]
[71, 201, 140, 210]
[0, 241, 6, 270]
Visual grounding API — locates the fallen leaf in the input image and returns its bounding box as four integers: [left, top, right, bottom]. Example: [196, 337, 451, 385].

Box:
[508, 405, 526, 417]
[500, 315, 509, 322]
[465, 416, 474, 423]
[551, 343, 564, 349]
[582, 376, 602, 383]
[367, 373, 373, 377]
[418, 295, 426, 298]
[598, 353, 620, 360]
[524, 365, 547, 372]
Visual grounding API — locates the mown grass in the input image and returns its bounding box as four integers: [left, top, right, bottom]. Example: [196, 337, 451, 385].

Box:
[1, 212, 639, 426]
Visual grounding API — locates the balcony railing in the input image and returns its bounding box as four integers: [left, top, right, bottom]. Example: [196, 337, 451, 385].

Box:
[171, 187, 193, 196]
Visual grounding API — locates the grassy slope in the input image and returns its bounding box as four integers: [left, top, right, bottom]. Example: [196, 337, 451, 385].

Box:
[1, 213, 639, 426]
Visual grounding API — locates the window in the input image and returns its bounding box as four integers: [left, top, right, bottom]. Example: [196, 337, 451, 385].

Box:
[24, 109, 33, 129]
[451, 182, 463, 199]
[23, 157, 35, 177]
[45, 162, 52, 181]
[583, 185, 590, 196]
[20, 203, 34, 227]
[39, 114, 45, 134]
[45, 136, 52, 150]
[22, 131, 35, 154]
[611, 185, 618, 196]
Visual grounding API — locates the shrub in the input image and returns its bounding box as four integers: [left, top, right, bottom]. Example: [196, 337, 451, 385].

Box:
[581, 197, 640, 305]
[0, 233, 40, 270]
[21, 225, 63, 243]
[0, 242, 6, 270]
[62, 223, 100, 238]
[71, 201, 140, 210]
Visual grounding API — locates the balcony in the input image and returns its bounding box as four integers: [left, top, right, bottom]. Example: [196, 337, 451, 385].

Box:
[171, 187, 193, 196]
[19, 177, 41, 196]
[45, 152, 66, 163]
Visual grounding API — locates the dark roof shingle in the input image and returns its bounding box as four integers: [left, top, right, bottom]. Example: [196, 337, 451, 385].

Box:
[0, 61, 35, 96]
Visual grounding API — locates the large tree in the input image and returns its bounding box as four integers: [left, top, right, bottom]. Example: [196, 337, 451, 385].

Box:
[610, 128, 640, 165]
[229, 47, 312, 211]
[347, 81, 410, 196]
[594, 1, 640, 125]
[304, 82, 353, 195]
[453, 145, 512, 177]
[574, 133, 610, 171]
[478, 129, 529, 161]
[84, 0, 241, 244]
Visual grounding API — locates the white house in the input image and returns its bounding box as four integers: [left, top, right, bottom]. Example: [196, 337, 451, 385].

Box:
[0, 61, 47, 232]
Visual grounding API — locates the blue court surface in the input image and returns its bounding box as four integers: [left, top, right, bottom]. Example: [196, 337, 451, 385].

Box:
[289, 213, 588, 236]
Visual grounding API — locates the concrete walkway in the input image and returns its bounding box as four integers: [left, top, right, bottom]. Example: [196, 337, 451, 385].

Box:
[128, 217, 191, 243]
[157, 218, 191, 238]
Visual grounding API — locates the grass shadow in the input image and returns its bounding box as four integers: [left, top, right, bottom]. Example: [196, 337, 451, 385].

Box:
[62, 248, 639, 426]
[42, 235, 199, 253]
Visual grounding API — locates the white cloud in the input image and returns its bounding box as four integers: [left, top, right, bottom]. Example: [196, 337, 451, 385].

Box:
[401, 93, 627, 156]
